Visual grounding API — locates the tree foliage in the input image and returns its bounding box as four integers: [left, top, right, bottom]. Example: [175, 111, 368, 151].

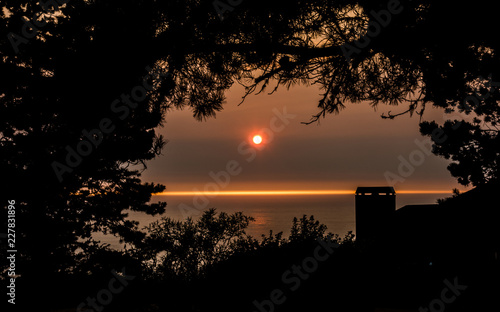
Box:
[2, 0, 500, 283]
[138, 209, 352, 280]
[420, 75, 500, 187]
[289, 215, 328, 243]
[140, 208, 255, 279]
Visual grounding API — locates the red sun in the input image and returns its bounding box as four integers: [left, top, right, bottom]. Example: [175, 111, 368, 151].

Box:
[252, 135, 263, 144]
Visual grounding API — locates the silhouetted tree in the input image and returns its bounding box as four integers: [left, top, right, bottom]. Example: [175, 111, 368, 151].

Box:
[2, 0, 500, 292]
[289, 214, 328, 243]
[139, 209, 354, 281]
[139, 208, 255, 279]
[0, 1, 170, 295]
[420, 104, 500, 187]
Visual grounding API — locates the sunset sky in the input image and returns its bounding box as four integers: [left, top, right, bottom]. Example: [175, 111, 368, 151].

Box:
[141, 83, 467, 195]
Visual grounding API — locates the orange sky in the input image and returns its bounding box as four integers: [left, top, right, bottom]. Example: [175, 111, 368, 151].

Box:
[157, 190, 454, 196]
[140, 83, 469, 194]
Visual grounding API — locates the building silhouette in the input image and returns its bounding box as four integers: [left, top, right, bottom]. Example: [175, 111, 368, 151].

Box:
[355, 186, 396, 241]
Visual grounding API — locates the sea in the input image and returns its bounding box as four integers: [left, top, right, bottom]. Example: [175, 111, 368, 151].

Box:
[99, 193, 451, 249]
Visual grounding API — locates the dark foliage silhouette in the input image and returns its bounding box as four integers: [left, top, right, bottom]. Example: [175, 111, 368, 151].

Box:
[1, 1, 500, 310]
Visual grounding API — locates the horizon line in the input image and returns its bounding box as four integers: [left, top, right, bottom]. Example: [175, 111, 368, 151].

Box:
[154, 190, 453, 196]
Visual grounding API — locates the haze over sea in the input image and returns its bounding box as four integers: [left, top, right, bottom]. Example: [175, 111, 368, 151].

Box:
[101, 192, 451, 249]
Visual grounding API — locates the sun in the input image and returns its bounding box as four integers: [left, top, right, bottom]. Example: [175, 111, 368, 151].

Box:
[252, 135, 263, 144]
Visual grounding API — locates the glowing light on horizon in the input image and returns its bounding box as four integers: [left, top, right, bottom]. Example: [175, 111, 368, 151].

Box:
[155, 190, 453, 196]
[253, 135, 263, 144]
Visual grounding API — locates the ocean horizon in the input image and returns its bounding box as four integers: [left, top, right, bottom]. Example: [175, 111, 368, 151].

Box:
[98, 192, 452, 249]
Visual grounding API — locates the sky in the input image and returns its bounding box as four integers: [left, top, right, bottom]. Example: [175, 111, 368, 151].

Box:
[141, 82, 468, 194]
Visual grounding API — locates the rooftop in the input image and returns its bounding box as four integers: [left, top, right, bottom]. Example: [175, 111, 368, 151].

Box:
[356, 186, 395, 195]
